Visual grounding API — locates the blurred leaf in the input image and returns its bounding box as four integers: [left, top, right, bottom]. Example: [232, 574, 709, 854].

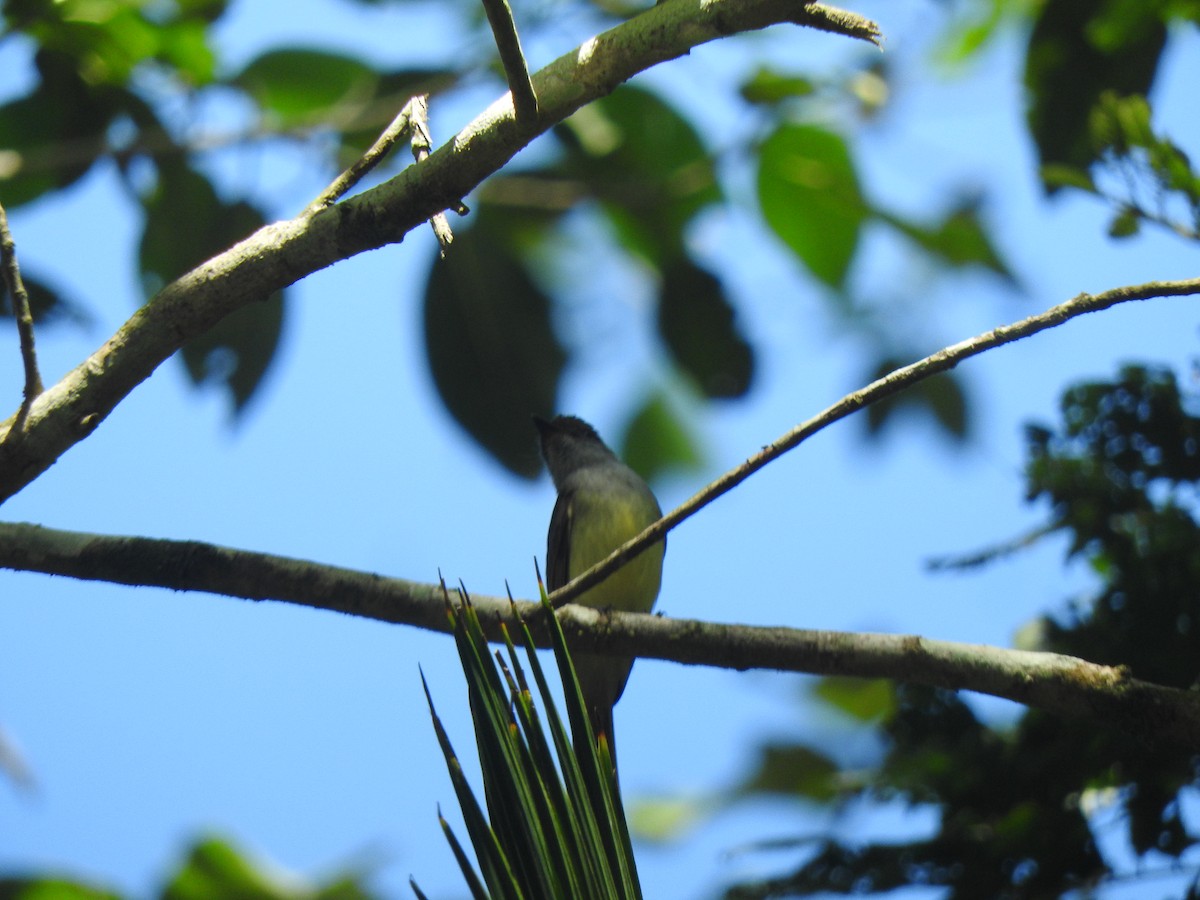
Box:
[17, 0, 215, 86]
[1024, 0, 1166, 191]
[628, 796, 709, 843]
[423, 218, 565, 478]
[233, 49, 380, 128]
[757, 123, 865, 288]
[139, 162, 284, 415]
[934, 0, 1009, 65]
[0, 49, 123, 208]
[555, 86, 721, 263]
[736, 744, 841, 803]
[739, 68, 816, 105]
[337, 67, 462, 163]
[882, 200, 1016, 283]
[163, 838, 285, 900]
[657, 259, 754, 400]
[1039, 163, 1098, 193]
[1108, 205, 1141, 237]
[864, 356, 970, 442]
[620, 392, 703, 483]
[812, 677, 896, 723]
[1, 272, 92, 328]
[0, 877, 121, 900]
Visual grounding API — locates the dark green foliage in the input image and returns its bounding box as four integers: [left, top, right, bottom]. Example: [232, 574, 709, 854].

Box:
[422, 213, 565, 479]
[1024, 0, 1167, 192]
[138, 162, 285, 416]
[722, 365, 1200, 898]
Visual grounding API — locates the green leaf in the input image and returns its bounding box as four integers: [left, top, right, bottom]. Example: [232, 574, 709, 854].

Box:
[555, 86, 721, 263]
[138, 162, 284, 415]
[627, 796, 708, 843]
[881, 200, 1016, 283]
[233, 49, 380, 127]
[656, 258, 754, 399]
[736, 744, 842, 803]
[1024, 0, 1167, 190]
[163, 837, 290, 900]
[1, 272, 91, 328]
[1039, 164, 1098, 193]
[863, 356, 970, 442]
[1108, 205, 1141, 238]
[757, 123, 866, 288]
[620, 393, 704, 483]
[0, 50, 125, 208]
[423, 218, 565, 478]
[812, 677, 896, 723]
[739, 67, 816, 105]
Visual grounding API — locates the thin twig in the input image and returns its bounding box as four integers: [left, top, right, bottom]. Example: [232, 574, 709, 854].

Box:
[480, 0, 539, 126]
[0, 202, 42, 432]
[926, 521, 1062, 573]
[548, 278, 1200, 607]
[306, 97, 423, 213]
[408, 95, 457, 255]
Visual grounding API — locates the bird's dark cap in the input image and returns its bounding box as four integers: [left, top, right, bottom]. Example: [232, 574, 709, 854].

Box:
[532, 414, 603, 444]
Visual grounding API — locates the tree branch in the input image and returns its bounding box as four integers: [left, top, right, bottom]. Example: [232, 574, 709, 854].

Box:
[0, 0, 880, 505]
[479, 0, 539, 126]
[547, 278, 1200, 607]
[306, 96, 423, 213]
[2, 520, 1198, 747]
[0, 201, 43, 432]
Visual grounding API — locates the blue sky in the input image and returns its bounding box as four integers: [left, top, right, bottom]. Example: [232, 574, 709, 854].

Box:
[2, 1, 1200, 898]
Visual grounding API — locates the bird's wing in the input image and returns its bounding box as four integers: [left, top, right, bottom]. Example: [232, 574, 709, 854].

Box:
[546, 490, 573, 592]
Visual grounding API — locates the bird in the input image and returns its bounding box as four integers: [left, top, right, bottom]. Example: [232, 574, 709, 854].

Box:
[534, 414, 665, 776]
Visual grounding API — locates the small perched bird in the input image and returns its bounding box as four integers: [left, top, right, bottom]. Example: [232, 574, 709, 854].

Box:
[534, 415, 665, 773]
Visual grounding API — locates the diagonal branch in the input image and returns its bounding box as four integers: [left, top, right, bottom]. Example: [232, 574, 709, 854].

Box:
[547, 277, 1200, 608]
[479, 0, 539, 126]
[306, 96, 424, 212]
[2, 520, 1199, 747]
[0, 0, 880, 505]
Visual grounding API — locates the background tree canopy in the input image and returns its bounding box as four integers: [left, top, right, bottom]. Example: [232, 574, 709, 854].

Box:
[1, 0, 1199, 897]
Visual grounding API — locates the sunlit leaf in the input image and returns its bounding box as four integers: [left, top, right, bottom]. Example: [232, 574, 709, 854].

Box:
[163, 837, 290, 900]
[739, 68, 816, 105]
[757, 123, 866, 288]
[812, 677, 896, 723]
[628, 796, 708, 843]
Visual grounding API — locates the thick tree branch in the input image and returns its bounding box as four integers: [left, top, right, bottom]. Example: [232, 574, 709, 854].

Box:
[0, 0, 879, 505]
[2, 520, 1198, 747]
[548, 277, 1200, 607]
